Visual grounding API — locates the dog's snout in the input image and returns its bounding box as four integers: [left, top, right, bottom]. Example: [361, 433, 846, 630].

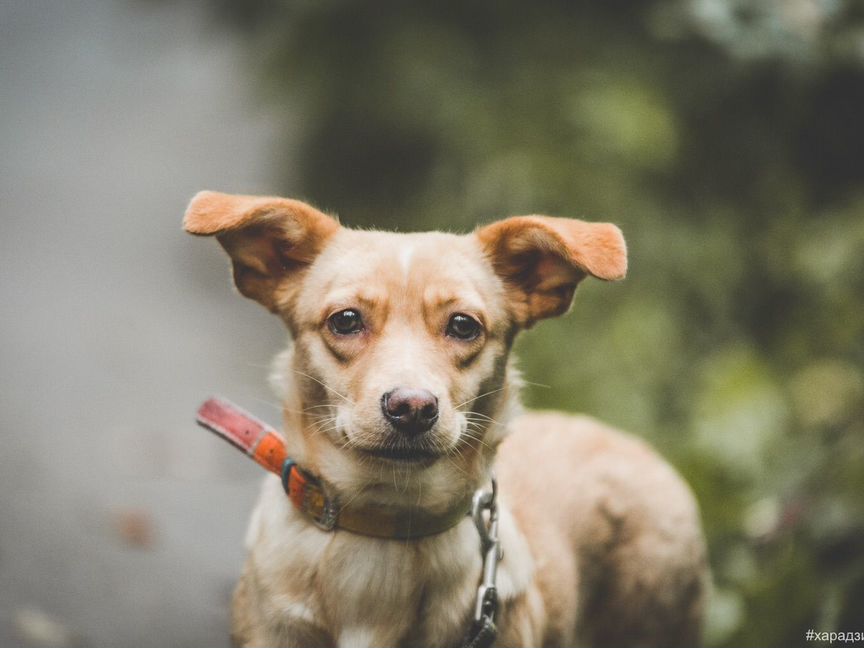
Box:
[381, 388, 439, 435]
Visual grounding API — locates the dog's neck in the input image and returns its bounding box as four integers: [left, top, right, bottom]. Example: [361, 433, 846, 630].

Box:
[281, 458, 479, 538]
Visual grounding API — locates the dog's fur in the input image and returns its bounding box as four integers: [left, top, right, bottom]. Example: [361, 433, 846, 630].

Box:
[185, 191, 709, 648]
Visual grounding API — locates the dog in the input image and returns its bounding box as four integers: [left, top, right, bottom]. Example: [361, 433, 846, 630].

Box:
[184, 191, 709, 648]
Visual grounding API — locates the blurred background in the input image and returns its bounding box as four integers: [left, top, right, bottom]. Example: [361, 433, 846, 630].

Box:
[1, 0, 863, 646]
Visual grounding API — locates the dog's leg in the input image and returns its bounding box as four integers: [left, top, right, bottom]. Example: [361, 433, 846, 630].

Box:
[579, 526, 708, 648]
[574, 454, 709, 647]
[230, 566, 255, 647]
[231, 561, 333, 648]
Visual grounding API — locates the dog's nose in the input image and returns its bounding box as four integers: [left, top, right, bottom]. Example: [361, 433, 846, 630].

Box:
[381, 388, 439, 435]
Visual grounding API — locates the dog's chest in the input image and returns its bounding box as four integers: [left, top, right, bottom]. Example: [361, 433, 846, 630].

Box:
[320, 523, 482, 647]
[247, 477, 485, 647]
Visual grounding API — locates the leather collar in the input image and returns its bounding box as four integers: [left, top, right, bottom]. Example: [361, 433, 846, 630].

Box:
[195, 397, 472, 539]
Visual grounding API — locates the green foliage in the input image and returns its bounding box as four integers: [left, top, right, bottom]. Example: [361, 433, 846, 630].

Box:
[204, 1, 864, 644]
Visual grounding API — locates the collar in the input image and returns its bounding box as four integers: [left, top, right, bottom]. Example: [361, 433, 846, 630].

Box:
[195, 397, 472, 539]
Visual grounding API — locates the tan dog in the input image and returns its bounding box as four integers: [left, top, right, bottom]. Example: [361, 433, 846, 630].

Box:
[184, 191, 709, 648]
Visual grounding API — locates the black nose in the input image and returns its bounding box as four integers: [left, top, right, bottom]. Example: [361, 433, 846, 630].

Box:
[381, 388, 439, 435]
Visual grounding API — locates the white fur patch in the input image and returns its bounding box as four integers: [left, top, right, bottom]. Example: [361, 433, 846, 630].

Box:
[398, 244, 414, 278]
[274, 597, 316, 625]
[494, 501, 535, 599]
[338, 626, 378, 648]
[268, 347, 293, 400]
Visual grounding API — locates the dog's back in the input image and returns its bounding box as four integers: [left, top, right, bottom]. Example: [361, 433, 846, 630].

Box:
[498, 412, 708, 646]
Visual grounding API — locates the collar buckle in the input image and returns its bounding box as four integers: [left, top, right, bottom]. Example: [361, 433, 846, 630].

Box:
[283, 457, 340, 531]
[306, 489, 339, 531]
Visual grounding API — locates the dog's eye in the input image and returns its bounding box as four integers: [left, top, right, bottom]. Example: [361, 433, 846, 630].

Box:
[446, 313, 481, 341]
[328, 309, 365, 335]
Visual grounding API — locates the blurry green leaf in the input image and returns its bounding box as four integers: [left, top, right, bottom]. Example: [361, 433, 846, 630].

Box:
[790, 360, 864, 429]
[743, 496, 782, 539]
[705, 587, 745, 646]
[570, 80, 679, 170]
[693, 346, 789, 478]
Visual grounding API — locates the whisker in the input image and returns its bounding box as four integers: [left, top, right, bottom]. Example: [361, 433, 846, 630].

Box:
[308, 422, 340, 438]
[303, 403, 339, 412]
[306, 413, 338, 428]
[337, 436, 359, 451]
[454, 386, 508, 410]
[462, 428, 493, 449]
[462, 410, 506, 427]
[521, 380, 551, 389]
[249, 396, 286, 412]
[290, 369, 355, 405]
[308, 421, 339, 434]
[305, 416, 341, 439]
[339, 478, 374, 510]
[282, 405, 322, 417]
[461, 438, 492, 455]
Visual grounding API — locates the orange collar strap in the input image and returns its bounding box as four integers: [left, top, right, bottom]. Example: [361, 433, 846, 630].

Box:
[195, 397, 471, 539]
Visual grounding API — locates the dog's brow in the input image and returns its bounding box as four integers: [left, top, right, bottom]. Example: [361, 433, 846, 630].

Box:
[422, 289, 487, 327]
[428, 294, 458, 307]
[320, 287, 388, 317]
[424, 286, 484, 310]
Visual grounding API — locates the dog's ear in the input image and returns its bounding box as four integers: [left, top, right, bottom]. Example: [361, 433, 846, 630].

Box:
[475, 215, 626, 327]
[184, 191, 340, 313]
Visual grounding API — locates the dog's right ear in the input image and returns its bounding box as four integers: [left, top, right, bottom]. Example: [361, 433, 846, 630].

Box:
[184, 191, 340, 313]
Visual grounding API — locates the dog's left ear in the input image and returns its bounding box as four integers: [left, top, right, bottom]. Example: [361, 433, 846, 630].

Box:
[184, 191, 340, 314]
[475, 215, 627, 327]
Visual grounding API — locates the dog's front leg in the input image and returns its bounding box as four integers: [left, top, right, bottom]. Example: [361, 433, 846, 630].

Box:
[231, 563, 334, 648]
[233, 620, 333, 648]
[231, 601, 334, 648]
[232, 621, 334, 648]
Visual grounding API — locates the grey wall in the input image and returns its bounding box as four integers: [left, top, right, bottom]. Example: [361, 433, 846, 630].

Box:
[0, 2, 293, 645]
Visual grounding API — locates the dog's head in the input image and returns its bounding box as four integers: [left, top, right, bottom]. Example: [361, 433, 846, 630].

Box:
[185, 191, 626, 507]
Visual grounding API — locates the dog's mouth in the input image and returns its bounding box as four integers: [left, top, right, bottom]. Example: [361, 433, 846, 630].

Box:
[355, 444, 441, 464]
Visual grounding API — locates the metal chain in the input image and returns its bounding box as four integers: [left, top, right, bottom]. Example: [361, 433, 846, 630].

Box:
[460, 474, 502, 648]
